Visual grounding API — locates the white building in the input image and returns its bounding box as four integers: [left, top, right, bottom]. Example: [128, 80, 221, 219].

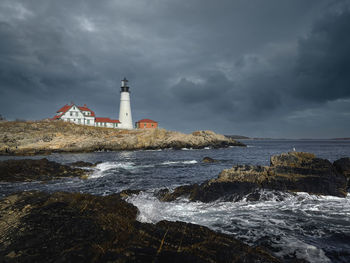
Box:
[52, 104, 120, 128]
[51, 78, 134, 129]
[118, 78, 133, 129]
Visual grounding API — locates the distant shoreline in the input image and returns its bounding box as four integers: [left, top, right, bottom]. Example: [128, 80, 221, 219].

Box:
[226, 135, 350, 140]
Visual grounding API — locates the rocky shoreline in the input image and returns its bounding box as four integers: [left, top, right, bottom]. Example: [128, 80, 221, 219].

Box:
[0, 158, 91, 182]
[0, 152, 349, 262]
[0, 121, 245, 156]
[158, 152, 349, 202]
[0, 191, 280, 262]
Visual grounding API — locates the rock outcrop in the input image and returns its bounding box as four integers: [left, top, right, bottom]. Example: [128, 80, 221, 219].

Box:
[334, 157, 350, 188]
[68, 161, 101, 167]
[0, 158, 89, 182]
[0, 121, 245, 155]
[158, 152, 348, 202]
[202, 157, 219, 163]
[0, 191, 280, 262]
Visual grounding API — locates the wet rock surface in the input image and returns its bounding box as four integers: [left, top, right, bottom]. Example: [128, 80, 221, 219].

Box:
[159, 152, 348, 202]
[0, 191, 280, 263]
[0, 158, 89, 182]
[68, 160, 101, 167]
[202, 157, 219, 163]
[333, 157, 350, 188]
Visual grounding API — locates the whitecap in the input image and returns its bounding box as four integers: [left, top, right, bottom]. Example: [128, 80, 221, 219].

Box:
[90, 161, 136, 178]
[160, 160, 198, 165]
[127, 189, 348, 263]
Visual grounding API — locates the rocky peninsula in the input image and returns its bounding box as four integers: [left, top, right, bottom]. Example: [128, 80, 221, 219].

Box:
[0, 121, 245, 155]
[158, 152, 349, 202]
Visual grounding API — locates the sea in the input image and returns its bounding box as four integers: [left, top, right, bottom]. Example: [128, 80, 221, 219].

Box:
[1, 139, 350, 263]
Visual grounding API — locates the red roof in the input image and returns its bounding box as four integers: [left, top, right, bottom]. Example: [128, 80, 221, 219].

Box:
[78, 105, 95, 116]
[56, 104, 95, 117]
[51, 112, 64, 120]
[136, 119, 157, 123]
[95, 117, 120, 123]
[57, 104, 71, 113]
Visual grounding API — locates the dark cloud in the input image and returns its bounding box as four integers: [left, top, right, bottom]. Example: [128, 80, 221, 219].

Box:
[294, 10, 350, 102]
[0, 0, 349, 138]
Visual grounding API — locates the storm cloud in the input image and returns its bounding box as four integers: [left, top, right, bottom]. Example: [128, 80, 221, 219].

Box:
[0, 0, 349, 138]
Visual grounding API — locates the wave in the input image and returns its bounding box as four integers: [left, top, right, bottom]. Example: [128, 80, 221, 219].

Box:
[90, 161, 136, 178]
[127, 190, 350, 263]
[160, 160, 198, 165]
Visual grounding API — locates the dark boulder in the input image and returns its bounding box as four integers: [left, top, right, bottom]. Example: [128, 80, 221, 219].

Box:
[0, 158, 89, 182]
[202, 157, 218, 163]
[160, 152, 348, 202]
[334, 157, 350, 188]
[267, 152, 347, 197]
[0, 191, 280, 263]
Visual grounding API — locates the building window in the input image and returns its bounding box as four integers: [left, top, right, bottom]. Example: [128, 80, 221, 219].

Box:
[70, 112, 72, 116]
[87, 120, 90, 124]
[104, 123, 107, 127]
[78, 119, 81, 124]
[67, 118, 70, 122]
[75, 112, 78, 116]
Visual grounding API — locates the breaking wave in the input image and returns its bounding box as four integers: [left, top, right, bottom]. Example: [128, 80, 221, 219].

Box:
[127, 190, 350, 263]
[90, 161, 136, 178]
[161, 160, 198, 165]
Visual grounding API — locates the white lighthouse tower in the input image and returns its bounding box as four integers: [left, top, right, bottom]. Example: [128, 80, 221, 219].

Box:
[118, 77, 133, 129]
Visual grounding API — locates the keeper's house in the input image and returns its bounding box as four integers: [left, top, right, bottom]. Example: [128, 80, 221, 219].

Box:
[135, 119, 158, 129]
[51, 104, 120, 128]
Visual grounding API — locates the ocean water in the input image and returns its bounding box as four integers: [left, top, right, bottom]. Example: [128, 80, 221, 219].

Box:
[1, 139, 350, 262]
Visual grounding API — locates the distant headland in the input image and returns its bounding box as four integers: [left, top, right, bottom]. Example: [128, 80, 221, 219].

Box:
[0, 120, 245, 156]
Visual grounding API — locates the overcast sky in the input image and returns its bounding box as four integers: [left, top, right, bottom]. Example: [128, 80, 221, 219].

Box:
[0, 0, 349, 138]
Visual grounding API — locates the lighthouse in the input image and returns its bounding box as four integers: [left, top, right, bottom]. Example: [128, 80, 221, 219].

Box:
[118, 77, 133, 129]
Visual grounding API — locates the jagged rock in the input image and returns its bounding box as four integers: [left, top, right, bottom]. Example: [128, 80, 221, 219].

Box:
[334, 157, 350, 188]
[118, 189, 143, 198]
[68, 161, 101, 167]
[159, 152, 348, 202]
[0, 158, 89, 182]
[202, 157, 218, 163]
[0, 191, 280, 263]
[334, 157, 350, 177]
